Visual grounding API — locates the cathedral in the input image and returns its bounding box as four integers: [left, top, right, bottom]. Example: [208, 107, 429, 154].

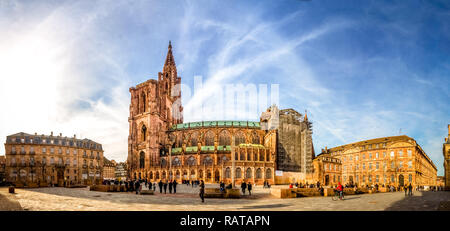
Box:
[127, 42, 315, 185]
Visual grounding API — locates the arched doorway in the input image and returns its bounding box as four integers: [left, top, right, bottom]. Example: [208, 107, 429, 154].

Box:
[214, 169, 220, 182]
[325, 175, 330, 186]
[206, 170, 212, 182]
[199, 170, 203, 179]
[399, 174, 405, 186]
[190, 170, 196, 180]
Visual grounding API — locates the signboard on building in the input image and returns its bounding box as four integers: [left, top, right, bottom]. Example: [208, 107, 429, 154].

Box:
[275, 170, 283, 176]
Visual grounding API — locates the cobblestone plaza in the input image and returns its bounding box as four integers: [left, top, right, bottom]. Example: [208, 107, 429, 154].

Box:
[1, 185, 449, 211]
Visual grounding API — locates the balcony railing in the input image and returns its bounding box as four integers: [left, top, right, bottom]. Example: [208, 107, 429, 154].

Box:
[29, 151, 36, 155]
[10, 151, 17, 155]
[20, 151, 26, 155]
[82, 164, 88, 169]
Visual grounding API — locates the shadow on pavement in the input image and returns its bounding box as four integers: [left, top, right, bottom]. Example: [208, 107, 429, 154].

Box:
[384, 191, 450, 211]
[0, 189, 23, 211]
[343, 196, 361, 201]
[15, 186, 270, 207]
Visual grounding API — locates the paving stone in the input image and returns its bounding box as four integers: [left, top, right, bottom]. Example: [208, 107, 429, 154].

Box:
[1, 186, 448, 211]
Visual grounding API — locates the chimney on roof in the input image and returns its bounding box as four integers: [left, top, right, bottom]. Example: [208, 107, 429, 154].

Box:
[325, 146, 328, 152]
[448, 124, 450, 136]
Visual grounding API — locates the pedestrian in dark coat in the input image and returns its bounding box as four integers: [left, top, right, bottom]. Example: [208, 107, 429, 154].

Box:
[408, 183, 413, 196]
[241, 182, 247, 195]
[169, 181, 173, 194]
[163, 181, 168, 194]
[404, 185, 408, 196]
[135, 180, 141, 194]
[247, 182, 252, 195]
[199, 180, 205, 203]
[173, 180, 178, 193]
[158, 180, 163, 193]
[153, 182, 156, 191]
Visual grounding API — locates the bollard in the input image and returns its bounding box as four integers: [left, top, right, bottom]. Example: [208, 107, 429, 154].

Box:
[9, 186, 15, 194]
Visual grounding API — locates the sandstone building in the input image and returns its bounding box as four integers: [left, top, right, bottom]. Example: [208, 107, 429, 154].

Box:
[103, 158, 117, 180]
[312, 148, 342, 186]
[443, 124, 450, 190]
[127, 43, 314, 185]
[315, 135, 437, 188]
[4, 132, 104, 186]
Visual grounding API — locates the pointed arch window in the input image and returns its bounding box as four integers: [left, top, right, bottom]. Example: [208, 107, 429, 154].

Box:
[235, 131, 245, 145]
[205, 131, 215, 146]
[141, 92, 146, 112]
[219, 130, 231, 146]
[252, 131, 260, 144]
[190, 132, 198, 146]
[141, 125, 147, 142]
[139, 152, 145, 169]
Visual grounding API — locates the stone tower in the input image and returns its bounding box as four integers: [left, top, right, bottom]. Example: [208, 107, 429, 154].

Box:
[127, 42, 183, 180]
[260, 106, 315, 174]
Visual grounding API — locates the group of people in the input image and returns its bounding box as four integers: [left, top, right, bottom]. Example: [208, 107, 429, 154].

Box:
[289, 181, 323, 189]
[240, 181, 253, 195]
[156, 179, 178, 194]
[182, 180, 201, 187]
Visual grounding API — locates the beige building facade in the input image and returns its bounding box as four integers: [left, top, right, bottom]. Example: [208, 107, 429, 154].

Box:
[4, 132, 104, 187]
[103, 158, 117, 180]
[316, 135, 437, 187]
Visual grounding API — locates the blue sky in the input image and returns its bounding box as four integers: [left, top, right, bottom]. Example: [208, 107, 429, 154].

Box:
[0, 0, 449, 175]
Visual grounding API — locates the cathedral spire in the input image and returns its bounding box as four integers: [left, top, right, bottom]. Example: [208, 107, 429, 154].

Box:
[164, 40, 175, 70]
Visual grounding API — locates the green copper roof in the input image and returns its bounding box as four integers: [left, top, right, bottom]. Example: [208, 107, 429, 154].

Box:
[170, 120, 260, 130]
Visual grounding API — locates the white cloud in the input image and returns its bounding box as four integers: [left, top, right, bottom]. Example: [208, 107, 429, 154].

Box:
[0, 1, 130, 162]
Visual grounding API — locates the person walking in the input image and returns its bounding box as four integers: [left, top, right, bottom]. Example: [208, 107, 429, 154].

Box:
[163, 180, 168, 194]
[153, 182, 156, 191]
[169, 180, 173, 194]
[158, 180, 163, 193]
[408, 183, 413, 196]
[199, 180, 205, 203]
[247, 182, 252, 196]
[134, 180, 141, 195]
[404, 185, 408, 196]
[241, 181, 247, 195]
[173, 180, 178, 194]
